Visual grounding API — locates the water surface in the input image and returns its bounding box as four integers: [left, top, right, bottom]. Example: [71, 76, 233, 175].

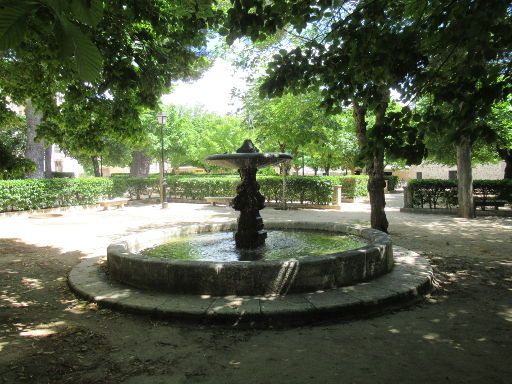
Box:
[141, 230, 367, 262]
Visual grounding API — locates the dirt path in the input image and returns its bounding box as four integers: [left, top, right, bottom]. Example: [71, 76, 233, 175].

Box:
[1, 199, 511, 383]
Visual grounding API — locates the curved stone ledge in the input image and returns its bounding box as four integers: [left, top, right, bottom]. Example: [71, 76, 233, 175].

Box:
[107, 221, 393, 296]
[68, 246, 432, 325]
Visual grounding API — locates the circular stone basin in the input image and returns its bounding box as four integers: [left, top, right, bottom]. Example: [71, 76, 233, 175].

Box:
[141, 230, 367, 262]
[107, 222, 394, 296]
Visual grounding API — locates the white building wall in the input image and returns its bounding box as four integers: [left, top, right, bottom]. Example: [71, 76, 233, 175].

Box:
[393, 161, 506, 181]
[51, 145, 85, 177]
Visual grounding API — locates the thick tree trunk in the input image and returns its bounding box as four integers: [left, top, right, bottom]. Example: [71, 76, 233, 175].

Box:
[324, 167, 330, 176]
[353, 100, 389, 232]
[497, 147, 512, 179]
[44, 145, 53, 178]
[91, 156, 101, 177]
[130, 151, 151, 177]
[24, 99, 45, 179]
[456, 136, 474, 218]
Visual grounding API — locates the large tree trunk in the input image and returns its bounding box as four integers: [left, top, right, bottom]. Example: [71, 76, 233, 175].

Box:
[497, 147, 512, 179]
[130, 151, 151, 177]
[91, 156, 101, 177]
[24, 99, 45, 179]
[353, 100, 389, 233]
[457, 136, 474, 218]
[44, 144, 53, 178]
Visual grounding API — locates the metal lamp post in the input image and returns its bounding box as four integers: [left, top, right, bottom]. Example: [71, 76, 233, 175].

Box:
[156, 112, 168, 209]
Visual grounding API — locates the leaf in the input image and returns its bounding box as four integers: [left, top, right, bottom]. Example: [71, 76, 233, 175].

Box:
[60, 19, 102, 82]
[0, 3, 32, 50]
[70, 0, 103, 27]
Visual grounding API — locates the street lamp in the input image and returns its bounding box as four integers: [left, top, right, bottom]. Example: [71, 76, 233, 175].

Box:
[156, 112, 168, 209]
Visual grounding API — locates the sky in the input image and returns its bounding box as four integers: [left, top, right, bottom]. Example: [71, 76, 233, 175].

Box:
[160, 58, 247, 116]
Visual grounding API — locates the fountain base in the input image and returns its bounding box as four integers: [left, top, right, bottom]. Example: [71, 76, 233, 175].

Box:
[235, 229, 267, 250]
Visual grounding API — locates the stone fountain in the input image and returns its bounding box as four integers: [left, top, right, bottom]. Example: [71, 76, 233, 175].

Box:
[205, 139, 292, 250]
[68, 139, 433, 323]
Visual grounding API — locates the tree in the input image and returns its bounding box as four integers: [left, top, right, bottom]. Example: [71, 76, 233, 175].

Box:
[412, 0, 511, 217]
[489, 100, 512, 179]
[163, 105, 248, 170]
[226, 0, 511, 225]
[0, 0, 104, 81]
[0, 105, 35, 179]
[226, 1, 427, 232]
[242, 86, 358, 175]
[1, 1, 222, 169]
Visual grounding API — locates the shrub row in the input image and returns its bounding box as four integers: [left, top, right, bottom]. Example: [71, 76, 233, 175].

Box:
[111, 175, 159, 200]
[407, 179, 512, 209]
[0, 178, 113, 212]
[384, 175, 399, 191]
[166, 175, 369, 204]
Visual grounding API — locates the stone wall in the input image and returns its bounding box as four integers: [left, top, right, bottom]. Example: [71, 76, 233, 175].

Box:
[393, 161, 506, 181]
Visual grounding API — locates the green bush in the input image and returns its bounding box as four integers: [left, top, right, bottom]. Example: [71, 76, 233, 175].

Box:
[323, 175, 369, 199]
[111, 175, 160, 199]
[384, 175, 399, 191]
[0, 178, 113, 212]
[107, 174, 370, 206]
[51, 172, 75, 178]
[165, 174, 369, 205]
[167, 175, 239, 199]
[407, 179, 512, 209]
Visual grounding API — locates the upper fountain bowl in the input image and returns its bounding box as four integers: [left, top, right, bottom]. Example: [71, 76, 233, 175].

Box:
[204, 139, 292, 169]
[205, 152, 292, 169]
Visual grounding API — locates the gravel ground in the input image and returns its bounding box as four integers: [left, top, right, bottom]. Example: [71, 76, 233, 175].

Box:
[1, 194, 511, 384]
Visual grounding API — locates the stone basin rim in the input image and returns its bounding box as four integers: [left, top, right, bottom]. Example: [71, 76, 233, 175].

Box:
[106, 221, 394, 296]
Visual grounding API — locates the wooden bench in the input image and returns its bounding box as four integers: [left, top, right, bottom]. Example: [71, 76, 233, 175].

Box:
[205, 196, 232, 206]
[98, 198, 130, 210]
[474, 197, 508, 212]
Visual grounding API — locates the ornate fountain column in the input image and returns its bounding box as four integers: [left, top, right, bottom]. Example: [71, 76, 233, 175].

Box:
[232, 145, 267, 248]
[205, 139, 292, 250]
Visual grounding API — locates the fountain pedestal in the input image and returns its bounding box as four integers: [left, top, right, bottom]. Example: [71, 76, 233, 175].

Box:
[232, 167, 267, 249]
[205, 139, 292, 252]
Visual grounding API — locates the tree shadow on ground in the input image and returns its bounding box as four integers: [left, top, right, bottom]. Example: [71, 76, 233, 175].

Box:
[0, 239, 120, 383]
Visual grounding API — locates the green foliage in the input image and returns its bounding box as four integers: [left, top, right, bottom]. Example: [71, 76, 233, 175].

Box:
[326, 175, 369, 199]
[0, 0, 103, 81]
[111, 175, 159, 199]
[0, 107, 33, 179]
[0, 177, 112, 212]
[1, 0, 223, 159]
[407, 179, 512, 209]
[242, 86, 359, 172]
[384, 175, 399, 192]
[408, 179, 458, 209]
[51, 172, 74, 178]
[166, 175, 239, 200]
[164, 174, 368, 204]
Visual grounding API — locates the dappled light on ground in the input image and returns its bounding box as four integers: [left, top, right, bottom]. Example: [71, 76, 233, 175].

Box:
[0, 200, 511, 382]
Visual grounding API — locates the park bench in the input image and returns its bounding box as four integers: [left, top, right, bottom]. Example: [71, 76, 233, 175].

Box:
[205, 196, 233, 206]
[473, 197, 508, 213]
[98, 198, 130, 210]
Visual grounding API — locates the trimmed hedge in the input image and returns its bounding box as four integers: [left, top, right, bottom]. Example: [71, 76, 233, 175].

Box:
[0, 178, 113, 212]
[165, 175, 369, 205]
[111, 175, 159, 199]
[384, 175, 399, 191]
[407, 179, 512, 209]
[326, 175, 369, 198]
[167, 175, 239, 200]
